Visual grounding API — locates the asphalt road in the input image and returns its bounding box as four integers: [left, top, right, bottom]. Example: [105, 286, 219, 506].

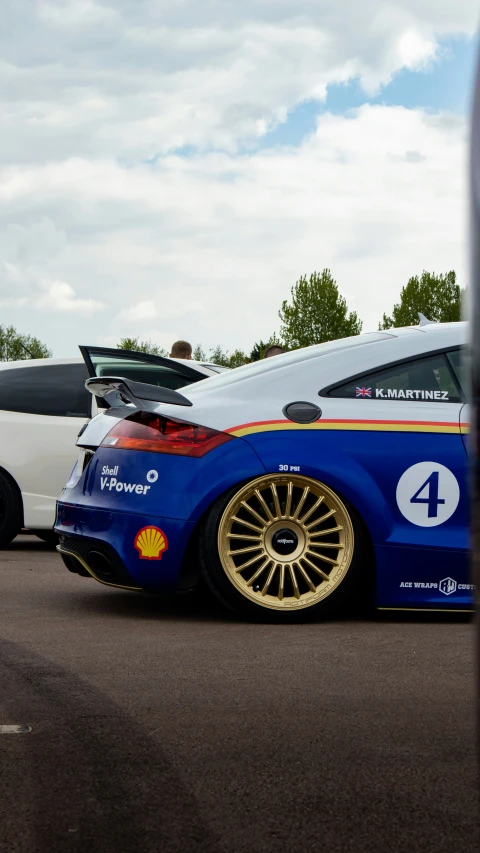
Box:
[0, 535, 478, 853]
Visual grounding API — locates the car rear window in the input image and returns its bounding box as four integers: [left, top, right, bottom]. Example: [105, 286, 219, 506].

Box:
[187, 332, 396, 395]
[0, 363, 90, 417]
[446, 348, 470, 396]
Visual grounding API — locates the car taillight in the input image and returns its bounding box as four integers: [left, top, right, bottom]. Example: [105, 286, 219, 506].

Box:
[101, 411, 234, 458]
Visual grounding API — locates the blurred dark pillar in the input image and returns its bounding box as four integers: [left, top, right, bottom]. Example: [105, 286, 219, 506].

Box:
[470, 54, 480, 722]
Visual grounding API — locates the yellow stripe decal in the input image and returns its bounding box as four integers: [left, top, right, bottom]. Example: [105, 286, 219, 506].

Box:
[229, 419, 467, 438]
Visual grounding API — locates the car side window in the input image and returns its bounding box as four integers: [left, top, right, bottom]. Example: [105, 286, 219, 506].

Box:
[446, 348, 470, 396]
[0, 363, 90, 418]
[327, 353, 461, 402]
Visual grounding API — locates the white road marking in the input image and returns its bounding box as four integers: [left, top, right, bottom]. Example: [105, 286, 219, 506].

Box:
[0, 725, 32, 733]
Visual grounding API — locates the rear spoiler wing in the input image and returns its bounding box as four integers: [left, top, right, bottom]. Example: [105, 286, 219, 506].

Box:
[85, 376, 193, 409]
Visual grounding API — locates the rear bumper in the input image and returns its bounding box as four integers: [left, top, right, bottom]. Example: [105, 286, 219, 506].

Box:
[58, 534, 141, 589]
[55, 501, 194, 592]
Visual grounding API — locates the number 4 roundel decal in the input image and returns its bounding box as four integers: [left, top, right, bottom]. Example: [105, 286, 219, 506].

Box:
[396, 462, 460, 527]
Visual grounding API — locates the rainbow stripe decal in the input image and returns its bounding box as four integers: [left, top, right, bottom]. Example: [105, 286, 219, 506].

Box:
[227, 418, 470, 438]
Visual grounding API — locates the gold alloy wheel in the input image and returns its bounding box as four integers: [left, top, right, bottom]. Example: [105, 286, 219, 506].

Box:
[217, 474, 354, 611]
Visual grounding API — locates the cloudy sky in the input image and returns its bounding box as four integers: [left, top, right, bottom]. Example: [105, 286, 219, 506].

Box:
[0, 1, 478, 358]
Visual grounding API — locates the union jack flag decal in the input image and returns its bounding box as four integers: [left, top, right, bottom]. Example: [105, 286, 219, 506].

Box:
[356, 387, 372, 398]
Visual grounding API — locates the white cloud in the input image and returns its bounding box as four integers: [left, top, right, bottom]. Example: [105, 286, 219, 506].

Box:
[116, 300, 159, 324]
[0, 258, 22, 283]
[36, 279, 105, 314]
[397, 29, 438, 71]
[39, 0, 117, 27]
[0, 2, 474, 355]
[0, 1, 476, 163]
[0, 104, 467, 352]
[0, 217, 104, 319]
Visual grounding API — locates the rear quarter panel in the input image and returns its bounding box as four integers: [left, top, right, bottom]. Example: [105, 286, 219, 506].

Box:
[57, 436, 267, 590]
[67, 436, 266, 523]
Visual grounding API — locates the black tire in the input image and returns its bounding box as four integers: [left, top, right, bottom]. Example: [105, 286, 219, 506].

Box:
[199, 475, 373, 623]
[0, 471, 23, 549]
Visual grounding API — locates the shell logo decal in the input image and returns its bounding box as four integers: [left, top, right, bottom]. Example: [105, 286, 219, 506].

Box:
[134, 526, 168, 560]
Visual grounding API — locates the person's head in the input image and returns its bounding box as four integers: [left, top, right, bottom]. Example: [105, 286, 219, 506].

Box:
[263, 344, 285, 359]
[170, 340, 192, 360]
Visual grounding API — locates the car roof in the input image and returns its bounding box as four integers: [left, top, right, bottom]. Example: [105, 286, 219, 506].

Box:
[183, 322, 467, 402]
[0, 357, 83, 370]
[0, 355, 218, 377]
[0, 323, 464, 385]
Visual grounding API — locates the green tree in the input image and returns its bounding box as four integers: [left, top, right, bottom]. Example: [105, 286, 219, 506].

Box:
[117, 336, 167, 356]
[250, 340, 267, 362]
[209, 345, 230, 367]
[193, 344, 206, 361]
[250, 333, 284, 361]
[380, 270, 462, 329]
[0, 324, 51, 361]
[228, 349, 250, 368]
[279, 269, 362, 349]
[209, 345, 249, 368]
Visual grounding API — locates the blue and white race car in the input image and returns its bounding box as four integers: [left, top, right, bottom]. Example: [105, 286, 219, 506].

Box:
[55, 320, 472, 621]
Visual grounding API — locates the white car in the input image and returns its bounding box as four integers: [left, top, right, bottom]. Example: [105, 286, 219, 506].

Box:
[0, 347, 224, 547]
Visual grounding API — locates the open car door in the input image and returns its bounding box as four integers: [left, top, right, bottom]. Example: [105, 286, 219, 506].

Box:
[80, 346, 212, 386]
[79, 346, 212, 412]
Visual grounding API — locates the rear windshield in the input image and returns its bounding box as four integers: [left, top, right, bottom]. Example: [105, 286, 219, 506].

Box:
[188, 333, 395, 393]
